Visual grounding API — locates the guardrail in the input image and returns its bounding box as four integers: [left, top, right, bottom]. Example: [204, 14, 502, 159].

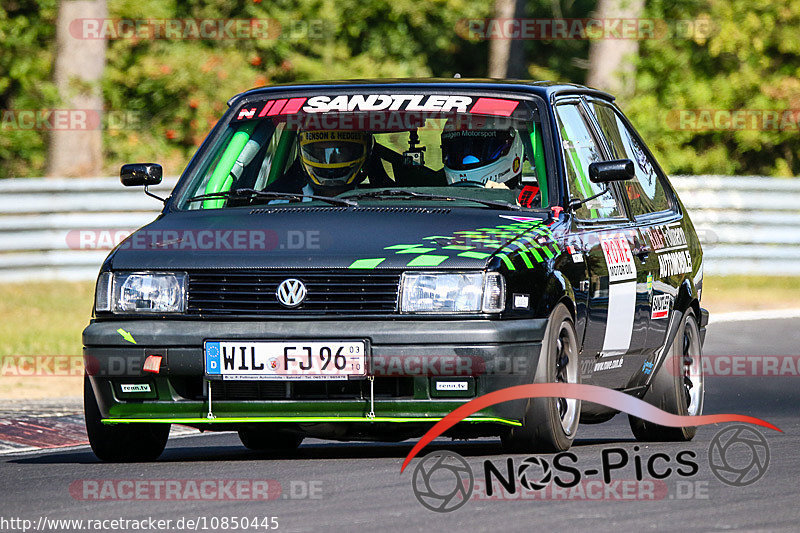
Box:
[0, 175, 796, 282]
[0, 177, 176, 282]
[671, 176, 800, 276]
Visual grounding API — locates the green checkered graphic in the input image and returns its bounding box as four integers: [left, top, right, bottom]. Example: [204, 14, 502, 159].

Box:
[347, 218, 560, 270]
[395, 247, 435, 254]
[348, 258, 386, 269]
[406, 254, 449, 267]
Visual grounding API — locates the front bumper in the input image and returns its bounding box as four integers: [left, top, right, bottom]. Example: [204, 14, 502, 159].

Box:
[83, 318, 546, 431]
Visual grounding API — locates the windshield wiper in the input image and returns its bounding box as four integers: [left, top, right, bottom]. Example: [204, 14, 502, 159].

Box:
[186, 188, 357, 207]
[346, 188, 521, 211]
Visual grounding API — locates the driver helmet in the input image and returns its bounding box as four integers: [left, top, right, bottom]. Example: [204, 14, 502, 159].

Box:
[298, 130, 372, 194]
[441, 119, 524, 187]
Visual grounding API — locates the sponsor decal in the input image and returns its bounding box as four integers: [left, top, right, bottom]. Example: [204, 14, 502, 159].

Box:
[646, 224, 687, 252]
[120, 384, 151, 393]
[659, 250, 693, 278]
[600, 233, 636, 281]
[235, 95, 521, 121]
[302, 94, 475, 114]
[651, 294, 672, 319]
[642, 361, 654, 375]
[594, 357, 623, 372]
[646, 272, 653, 292]
[435, 381, 469, 391]
[600, 235, 637, 354]
[513, 293, 530, 310]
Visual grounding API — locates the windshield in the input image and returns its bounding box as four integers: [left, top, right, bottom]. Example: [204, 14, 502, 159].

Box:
[175, 92, 550, 210]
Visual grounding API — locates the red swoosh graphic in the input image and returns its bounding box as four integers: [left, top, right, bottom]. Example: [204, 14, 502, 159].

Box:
[400, 383, 781, 473]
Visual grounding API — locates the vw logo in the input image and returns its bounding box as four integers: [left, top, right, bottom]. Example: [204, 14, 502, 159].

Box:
[276, 278, 307, 308]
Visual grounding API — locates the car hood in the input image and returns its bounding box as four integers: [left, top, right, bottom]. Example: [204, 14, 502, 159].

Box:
[108, 207, 549, 271]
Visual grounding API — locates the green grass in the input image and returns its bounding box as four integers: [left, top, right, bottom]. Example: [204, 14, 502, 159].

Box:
[0, 281, 94, 357]
[702, 276, 800, 312]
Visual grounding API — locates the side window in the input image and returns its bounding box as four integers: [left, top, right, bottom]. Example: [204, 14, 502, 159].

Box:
[591, 102, 672, 217]
[555, 103, 622, 220]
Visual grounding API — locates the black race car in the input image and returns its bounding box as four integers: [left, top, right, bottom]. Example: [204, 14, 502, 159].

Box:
[83, 79, 707, 461]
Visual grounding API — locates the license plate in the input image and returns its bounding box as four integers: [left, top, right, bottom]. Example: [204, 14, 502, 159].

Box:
[204, 341, 367, 380]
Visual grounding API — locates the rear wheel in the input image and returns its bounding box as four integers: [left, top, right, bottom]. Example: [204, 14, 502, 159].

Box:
[629, 309, 704, 441]
[502, 303, 580, 453]
[84, 376, 170, 462]
[238, 427, 303, 451]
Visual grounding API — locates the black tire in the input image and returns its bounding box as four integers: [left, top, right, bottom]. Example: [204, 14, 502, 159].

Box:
[629, 309, 704, 441]
[502, 303, 581, 453]
[84, 376, 170, 462]
[238, 427, 303, 451]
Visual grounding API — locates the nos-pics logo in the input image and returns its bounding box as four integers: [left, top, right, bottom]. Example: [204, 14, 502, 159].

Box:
[411, 425, 770, 512]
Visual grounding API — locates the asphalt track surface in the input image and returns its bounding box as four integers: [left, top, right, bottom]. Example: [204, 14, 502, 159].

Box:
[2, 317, 799, 532]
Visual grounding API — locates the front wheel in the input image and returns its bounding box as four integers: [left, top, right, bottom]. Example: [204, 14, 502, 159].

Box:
[502, 303, 581, 453]
[629, 309, 704, 441]
[84, 376, 170, 462]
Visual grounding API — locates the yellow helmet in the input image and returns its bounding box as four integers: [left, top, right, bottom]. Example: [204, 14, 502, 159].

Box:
[298, 130, 372, 191]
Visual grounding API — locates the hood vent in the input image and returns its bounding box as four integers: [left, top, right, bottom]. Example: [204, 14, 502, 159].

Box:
[250, 206, 451, 215]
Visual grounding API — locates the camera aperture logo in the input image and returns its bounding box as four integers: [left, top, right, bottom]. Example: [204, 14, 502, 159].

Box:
[411, 451, 473, 513]
[708, 425, 770, 486]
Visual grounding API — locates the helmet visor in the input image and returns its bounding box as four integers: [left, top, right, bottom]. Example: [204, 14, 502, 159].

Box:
[301, 141, 366, 167]
[299, 131, 369, 186]
[442, 130, 514, 171]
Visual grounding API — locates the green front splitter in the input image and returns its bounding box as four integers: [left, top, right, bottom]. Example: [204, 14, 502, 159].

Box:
[102, 416, 522, 426]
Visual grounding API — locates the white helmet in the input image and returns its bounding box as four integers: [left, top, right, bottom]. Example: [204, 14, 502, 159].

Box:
[441, 125, 524, 187]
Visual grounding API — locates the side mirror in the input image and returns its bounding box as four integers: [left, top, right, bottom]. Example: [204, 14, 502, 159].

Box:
[568, 159, 635, 213]
[588, 159, 635, 183]
[120, 163, 162, 187]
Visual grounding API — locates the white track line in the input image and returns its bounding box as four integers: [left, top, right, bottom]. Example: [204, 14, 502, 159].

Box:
[709, 308, 800, 324]
[0, 425, 199, 457]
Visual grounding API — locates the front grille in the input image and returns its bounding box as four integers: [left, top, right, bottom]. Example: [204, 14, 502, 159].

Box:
[210, 378, 414, 401]
[186, 271, 400, 316]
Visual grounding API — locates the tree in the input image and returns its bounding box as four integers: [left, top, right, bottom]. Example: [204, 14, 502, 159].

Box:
[488, 0, 527, 78]
[46, 0, 107, 177]
[586, 0, 644, 95]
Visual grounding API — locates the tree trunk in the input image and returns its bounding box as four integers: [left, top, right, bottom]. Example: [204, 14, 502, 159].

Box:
[586, 0, 644, 96]
[47, 0, 107, 177]
[488, 0, 526, 79]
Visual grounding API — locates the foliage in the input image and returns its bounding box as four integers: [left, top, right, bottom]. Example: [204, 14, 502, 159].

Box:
[1, 0, 799, 178]
[623, 0, 800, 176]
[0, 0, 60, 178]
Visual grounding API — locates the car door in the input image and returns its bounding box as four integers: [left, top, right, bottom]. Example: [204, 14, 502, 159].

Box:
[586, 100, 684, 366]
[554, 99, 644, 388]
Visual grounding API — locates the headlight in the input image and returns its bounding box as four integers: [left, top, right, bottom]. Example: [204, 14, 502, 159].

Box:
[95, 272, 187, 313]
[400, 272, 505, 314]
